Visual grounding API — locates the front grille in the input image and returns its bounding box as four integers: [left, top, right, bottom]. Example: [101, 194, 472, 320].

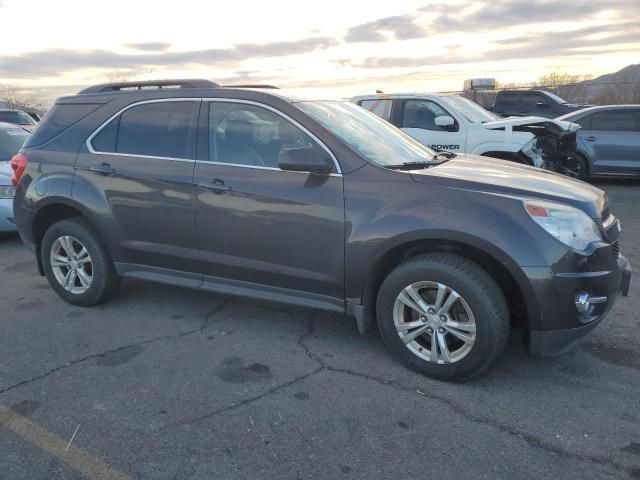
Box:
[601, 206, 611, 224]
[612, 241, 620, 259]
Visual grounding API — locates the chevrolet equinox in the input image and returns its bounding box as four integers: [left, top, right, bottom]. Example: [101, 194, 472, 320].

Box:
[11, 80, 631, 381]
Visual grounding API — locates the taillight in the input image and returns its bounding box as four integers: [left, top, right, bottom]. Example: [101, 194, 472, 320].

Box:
[10, 153, 28, 187]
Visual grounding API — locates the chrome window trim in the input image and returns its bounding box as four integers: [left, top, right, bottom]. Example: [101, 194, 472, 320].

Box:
[203, 98, 341, 174]
[86, 98, 200, 161]
[85, 97, 343, 176]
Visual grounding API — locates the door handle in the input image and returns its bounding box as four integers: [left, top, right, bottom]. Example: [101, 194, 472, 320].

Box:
[89, 162, 115, 175]
[198, 178, 231, 194]
[585, 136, 597, 142]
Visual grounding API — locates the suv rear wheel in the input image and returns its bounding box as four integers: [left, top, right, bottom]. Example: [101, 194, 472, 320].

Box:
[376, 253, 509, 381]
[41, 218, 121, 306]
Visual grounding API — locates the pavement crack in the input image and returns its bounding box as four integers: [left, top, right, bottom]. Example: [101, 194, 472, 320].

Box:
[159, 367, 323, 430]
[322, 366, 633, 476]
[0, 298, 229, 397]
[294, 312, 632, 475]
[296, 310, 326, 369]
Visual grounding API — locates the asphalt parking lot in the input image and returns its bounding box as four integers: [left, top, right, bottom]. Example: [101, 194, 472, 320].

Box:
[1, 179, 639, 480]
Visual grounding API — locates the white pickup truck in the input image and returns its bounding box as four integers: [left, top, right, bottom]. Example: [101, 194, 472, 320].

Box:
[351, 93, 580, 170]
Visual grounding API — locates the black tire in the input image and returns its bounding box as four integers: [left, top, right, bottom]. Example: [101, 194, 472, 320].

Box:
[376, 253, 509, 382]
[41, 218, 121, 306]
[572, 154, 589, 181]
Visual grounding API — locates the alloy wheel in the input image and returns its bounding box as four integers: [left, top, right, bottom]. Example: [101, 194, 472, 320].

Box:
[50, 235, 94, 294]
[393, 281, 476, 364]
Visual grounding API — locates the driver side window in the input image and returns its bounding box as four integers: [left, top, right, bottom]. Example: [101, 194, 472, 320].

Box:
[207, 102, 322, 168]
[401, 100, 458, 132]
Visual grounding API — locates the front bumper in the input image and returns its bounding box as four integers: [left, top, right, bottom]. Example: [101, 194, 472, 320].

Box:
[527, 254, 631, 357]
[0, 198, 17, 232]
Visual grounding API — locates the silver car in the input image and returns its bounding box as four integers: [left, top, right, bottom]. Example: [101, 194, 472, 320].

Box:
[0, 122, 30, 233]
[557, 105, 640, 178]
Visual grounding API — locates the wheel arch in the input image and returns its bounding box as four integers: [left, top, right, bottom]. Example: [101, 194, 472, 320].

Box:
[31, 199, 104, 275]
[360, 237, 538, 335]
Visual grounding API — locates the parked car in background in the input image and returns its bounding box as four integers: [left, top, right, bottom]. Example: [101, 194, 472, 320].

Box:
[492, 90, 590, 118]
[27, 112, 43, 123]
[0, 109, 38, 132]
[352, 93, 579, 171]
[11, 79, 631, 381]
[1, 122, 29, 233]
[556, 105, 640, 179]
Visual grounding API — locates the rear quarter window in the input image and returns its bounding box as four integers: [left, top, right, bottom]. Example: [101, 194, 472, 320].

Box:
[24, 103, 102, 147]
[90, 101, 195, 159]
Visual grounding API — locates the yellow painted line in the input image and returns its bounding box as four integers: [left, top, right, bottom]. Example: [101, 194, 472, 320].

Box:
[0, 404, 131, 480]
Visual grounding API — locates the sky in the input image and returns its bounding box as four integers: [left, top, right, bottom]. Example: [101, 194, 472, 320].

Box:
[0, 0, 638, 102]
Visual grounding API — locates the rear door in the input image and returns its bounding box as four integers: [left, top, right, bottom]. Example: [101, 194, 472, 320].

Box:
[192, 99, 345, 308]
[577, 109, 640, 174]
[394, 99, 466, 153]
[76, 99, 201, 280]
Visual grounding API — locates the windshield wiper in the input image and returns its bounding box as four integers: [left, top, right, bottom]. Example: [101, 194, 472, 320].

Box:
[384, 152, 457, 170]
[384, 161, 433, 170]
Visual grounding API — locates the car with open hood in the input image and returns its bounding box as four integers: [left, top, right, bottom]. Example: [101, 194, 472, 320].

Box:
[11, 80, 631, 381]
[352, 92, 580, 175]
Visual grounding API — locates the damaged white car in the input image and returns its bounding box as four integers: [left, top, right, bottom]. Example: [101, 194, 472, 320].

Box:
[351, 93, 580, 173]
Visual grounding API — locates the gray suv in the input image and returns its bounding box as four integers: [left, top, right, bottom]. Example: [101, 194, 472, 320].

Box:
[11, 80, 631, 381]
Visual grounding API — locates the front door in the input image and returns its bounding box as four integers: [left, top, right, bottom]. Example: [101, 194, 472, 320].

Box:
[76, 99, 201, 278]
[193, 100, 345, 309]
[394, 99, 467, 153]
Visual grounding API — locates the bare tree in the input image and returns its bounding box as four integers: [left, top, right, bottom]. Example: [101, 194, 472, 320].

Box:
[533, 72, 593, 103]
[0, 84, 44, 111]
[105, 68, 155, 84]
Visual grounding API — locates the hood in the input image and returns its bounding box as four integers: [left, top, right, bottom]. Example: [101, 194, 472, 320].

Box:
[482, 116, 580, 136]
[0, 161, 12, 186]
[410, 154, 604, 217]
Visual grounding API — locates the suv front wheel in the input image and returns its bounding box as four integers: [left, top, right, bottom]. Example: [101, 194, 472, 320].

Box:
[377, 253, 509, 381]
[41, 218, 121, 306]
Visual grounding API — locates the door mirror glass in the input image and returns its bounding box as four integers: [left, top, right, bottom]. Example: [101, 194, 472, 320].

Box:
[434, 115, 455, 128]
[278, 147, 333, 173]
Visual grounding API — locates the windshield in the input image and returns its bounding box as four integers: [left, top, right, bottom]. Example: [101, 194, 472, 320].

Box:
[0, 111, 36, 126]
[296, 101, 436, 167]
[0, 126, 29, 161]
[442, 95, 501, 123]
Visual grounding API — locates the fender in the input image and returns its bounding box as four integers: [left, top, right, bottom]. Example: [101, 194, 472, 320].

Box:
[361, 228, 542, 326]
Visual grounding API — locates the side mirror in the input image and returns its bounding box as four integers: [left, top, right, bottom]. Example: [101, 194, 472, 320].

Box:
[278, 147, 333, 174]
[435, 116, 455, 129]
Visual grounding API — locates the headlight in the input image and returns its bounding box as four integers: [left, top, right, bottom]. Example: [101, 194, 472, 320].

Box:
[521, 138, 544, 168]
[0, 186, 15, 199]
[524, 200, 603, 251]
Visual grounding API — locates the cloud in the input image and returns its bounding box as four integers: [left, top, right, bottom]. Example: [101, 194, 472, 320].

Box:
[125, 42, 171, 52]
[445, 0, 628, 28]
[344, 0, 630, 44]
[345, 22, 640, 69]
[345, 14, 427, 43]
[0, 37, 339, 78]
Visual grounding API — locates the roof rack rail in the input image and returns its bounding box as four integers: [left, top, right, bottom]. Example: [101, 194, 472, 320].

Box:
[78, 79, 220, 94]
[223, 84, 280, 89]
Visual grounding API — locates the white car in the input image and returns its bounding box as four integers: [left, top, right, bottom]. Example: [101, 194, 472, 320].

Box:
[351, 93, 580, 169]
